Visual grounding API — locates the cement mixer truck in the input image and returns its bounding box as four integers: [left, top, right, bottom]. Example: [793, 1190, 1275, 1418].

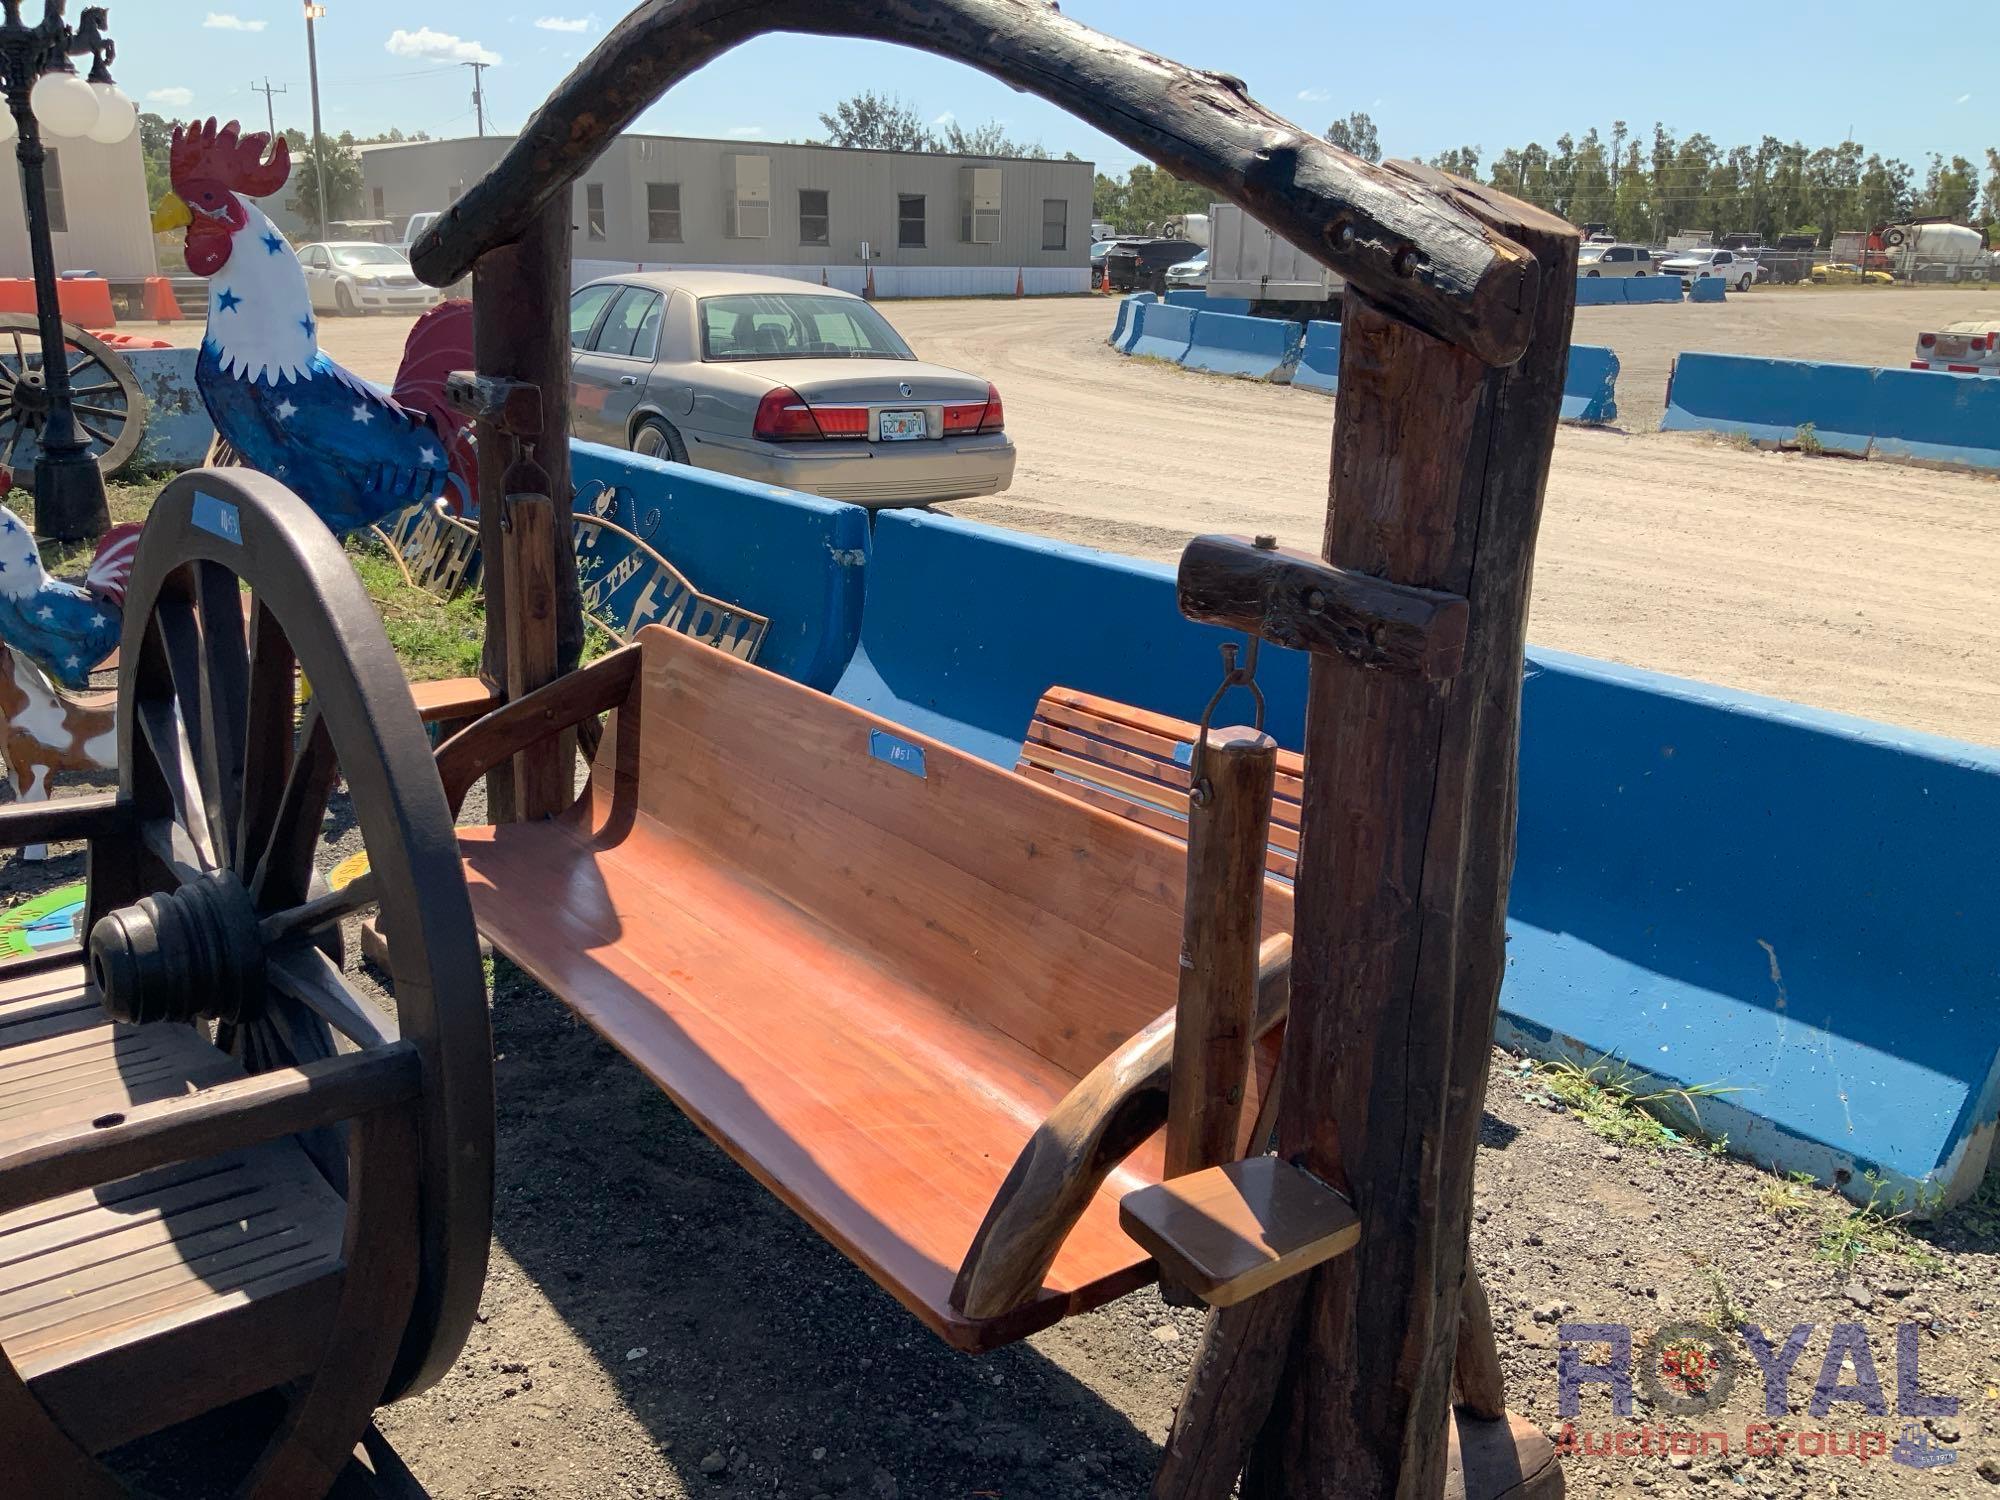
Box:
[1868, 219, 1990, 282]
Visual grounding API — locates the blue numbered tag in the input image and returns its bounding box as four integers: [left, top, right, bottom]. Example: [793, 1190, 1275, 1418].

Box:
[869, 729, 927, 779]
[191, 492, 243, 545]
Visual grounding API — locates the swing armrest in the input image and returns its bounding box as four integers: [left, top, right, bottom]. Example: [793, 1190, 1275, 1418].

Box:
[433, 645, 641, 818]
[0, 793, 128, 851]
[950, 934, 1291, 1321]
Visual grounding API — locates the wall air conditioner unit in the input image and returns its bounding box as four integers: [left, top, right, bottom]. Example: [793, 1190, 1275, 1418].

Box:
[728, 153, 772, 239]
[961, 165, 1001, 244]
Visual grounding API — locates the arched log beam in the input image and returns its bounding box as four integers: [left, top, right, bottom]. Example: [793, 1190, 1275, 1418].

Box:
[409, 0, 1538, 366]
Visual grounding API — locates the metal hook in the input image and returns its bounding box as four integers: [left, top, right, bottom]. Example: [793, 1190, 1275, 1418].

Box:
[1188, 636, 1265, 805]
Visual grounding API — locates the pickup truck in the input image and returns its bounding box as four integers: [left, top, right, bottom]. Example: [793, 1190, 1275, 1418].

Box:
[1658, 247, 1760, 292]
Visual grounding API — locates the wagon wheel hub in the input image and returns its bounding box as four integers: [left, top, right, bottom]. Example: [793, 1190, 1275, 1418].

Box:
[90, 868, 268, 1027]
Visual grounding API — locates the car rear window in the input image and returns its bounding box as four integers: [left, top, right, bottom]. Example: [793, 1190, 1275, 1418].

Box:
[699, 292, 915, 362]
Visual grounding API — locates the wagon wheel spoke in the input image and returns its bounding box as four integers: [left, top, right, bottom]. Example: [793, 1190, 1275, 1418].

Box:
[268, 943, 398, 1049]
[78, 420, 115, 449]
[236, 599, 297, 873]
[152, 585, 235, 865]
[73, 402, 128, 419]
[248, 700, 337, 911]
[69, 381, 121, 397]
[132, 611, 217, 869]
[8, 329, 21, 365]
[191, 562, 250, 862]
[260, 869, 379, 946]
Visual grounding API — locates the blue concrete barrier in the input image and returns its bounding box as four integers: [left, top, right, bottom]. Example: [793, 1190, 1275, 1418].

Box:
[1626, 275, 1687, 304]
[834, 509, 1311, 770]
[1500, 651, 2000, 1209]
[124, 347, 213, 471]
[1107, 293, 1152, 351]
[1180, 309, 1305, 381]
[1127, 300, 1196, 363]
[570, 442, 870, 691]
[1663, 353, 1998, 469]
[1291, 320, 1341, 395]
[1866, 366, 2000, 468]
[1560, 344, 1620, 424]
[1577, 276, 1685, 306]
[829, 507, 2000, 1208]
[1688, 276, 1727, 303]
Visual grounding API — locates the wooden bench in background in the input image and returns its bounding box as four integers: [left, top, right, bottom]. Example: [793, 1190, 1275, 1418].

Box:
[1017, 687, 1305, 881]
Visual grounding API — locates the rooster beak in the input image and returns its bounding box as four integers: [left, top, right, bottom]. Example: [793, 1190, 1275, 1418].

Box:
[151, 192, 192, 234]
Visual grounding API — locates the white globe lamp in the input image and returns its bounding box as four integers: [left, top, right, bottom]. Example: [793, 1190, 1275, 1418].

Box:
[30, 70, 101, 138]
[85, 80, 137, 144]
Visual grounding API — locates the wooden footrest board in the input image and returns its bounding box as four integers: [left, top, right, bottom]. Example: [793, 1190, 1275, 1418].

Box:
[1119, 1155, 1360, 1307]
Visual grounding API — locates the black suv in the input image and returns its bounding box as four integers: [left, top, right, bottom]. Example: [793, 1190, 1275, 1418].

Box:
[1107, 238, 1202, 293]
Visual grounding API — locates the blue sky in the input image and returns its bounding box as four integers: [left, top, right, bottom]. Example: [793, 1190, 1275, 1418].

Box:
[117, 1, 1989, 176]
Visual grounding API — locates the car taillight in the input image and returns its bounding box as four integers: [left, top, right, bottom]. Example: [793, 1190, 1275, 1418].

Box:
[752, 386, 823, 441]
[941, 383, 1005, 436]
[813, 406, 869, 438]
[1918, 333, 1937, 349]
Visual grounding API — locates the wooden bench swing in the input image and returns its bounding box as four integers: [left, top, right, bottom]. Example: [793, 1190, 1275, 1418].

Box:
[401, 2, 1579, 1493]
[0, 4, 1575, 1496]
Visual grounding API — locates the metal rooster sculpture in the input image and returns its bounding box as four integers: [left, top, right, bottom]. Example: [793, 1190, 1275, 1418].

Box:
[150, 118, 478, 532]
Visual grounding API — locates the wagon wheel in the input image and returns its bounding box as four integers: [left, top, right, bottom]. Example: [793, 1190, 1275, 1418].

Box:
[0, 313, 147, 486]
[98, 466, 493, 1406]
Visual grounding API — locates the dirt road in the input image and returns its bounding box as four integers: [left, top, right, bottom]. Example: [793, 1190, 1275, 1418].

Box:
[161, 287, 2000, 744]
[899, 295, 2000, 747]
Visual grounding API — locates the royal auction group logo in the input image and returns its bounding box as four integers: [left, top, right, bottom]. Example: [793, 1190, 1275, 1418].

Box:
[1556, 1321, 1959, 1470]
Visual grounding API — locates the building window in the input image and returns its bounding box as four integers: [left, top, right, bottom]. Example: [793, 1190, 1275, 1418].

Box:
[897, 194, 925, 250]
[41, 149, 66, 233]
[647, 182, 681, 243]
[1041, 198, 1067, 251]
[585, 183, 607, 242]
[371, 186, 385, 218]
[799, 188, 829, 246]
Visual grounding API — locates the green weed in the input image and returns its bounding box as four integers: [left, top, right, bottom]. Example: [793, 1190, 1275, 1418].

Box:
[1532, 1054, 1739, 1153]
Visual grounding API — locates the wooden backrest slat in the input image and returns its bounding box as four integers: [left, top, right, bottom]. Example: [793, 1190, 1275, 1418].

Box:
[1021, 687, 1308, 884]
[1033, 693, 1306, 805]
[620, 630, 1291, 1081]
[1025, 717, 1304, 833]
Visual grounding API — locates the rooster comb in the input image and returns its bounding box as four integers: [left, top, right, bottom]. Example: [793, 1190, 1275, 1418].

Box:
[170, 118, 291, 199]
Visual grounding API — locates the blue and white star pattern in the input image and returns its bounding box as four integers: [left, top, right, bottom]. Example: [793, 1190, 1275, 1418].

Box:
[0, 507, 120, 690]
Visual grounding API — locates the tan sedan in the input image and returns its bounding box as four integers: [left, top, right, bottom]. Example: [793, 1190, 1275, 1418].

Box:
[568, 270, 1016, 508]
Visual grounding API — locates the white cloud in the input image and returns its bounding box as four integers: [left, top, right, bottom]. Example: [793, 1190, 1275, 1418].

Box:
[533, 14, 590, 30]
[1956, 92, 1972, 104]
[148, 86, 196, 107]
[385, 27, 501, 65]
[1297, 88, 1329, 103]
[204, 11, 267, 30]
[726, 125, 767, 138]
[933, 110, 955, 126]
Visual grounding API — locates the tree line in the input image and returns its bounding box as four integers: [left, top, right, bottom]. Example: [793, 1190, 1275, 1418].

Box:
[141, 113, 427, 234]
[1093, 111, 1998, 249]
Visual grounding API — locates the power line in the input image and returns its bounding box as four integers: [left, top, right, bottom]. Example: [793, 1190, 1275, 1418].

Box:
[250, 76, 287, 139]
[463, 60, 489, 138]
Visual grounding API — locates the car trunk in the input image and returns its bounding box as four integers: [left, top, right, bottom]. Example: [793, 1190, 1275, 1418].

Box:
[777, 362, 992, 408]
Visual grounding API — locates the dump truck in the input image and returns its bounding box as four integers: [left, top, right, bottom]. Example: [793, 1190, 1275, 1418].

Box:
[1205, 202, 1342, 320]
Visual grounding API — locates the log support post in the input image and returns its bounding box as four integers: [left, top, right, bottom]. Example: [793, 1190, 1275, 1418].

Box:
[1165, 724, 1278, 1182]
[469, 193, 583, 823]
[1165, 168, 1578, 1500]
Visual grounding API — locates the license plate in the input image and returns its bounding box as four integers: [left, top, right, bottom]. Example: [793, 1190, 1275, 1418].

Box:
[878, 410, 926, 442]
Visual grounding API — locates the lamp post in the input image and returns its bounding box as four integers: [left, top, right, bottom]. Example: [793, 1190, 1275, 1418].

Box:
[0, 2, 134, 540]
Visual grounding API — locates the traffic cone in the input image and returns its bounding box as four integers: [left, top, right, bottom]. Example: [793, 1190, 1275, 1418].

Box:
[1099, 263, 1112, 294]
[139, 276, 180, 322]
[1015, 267, 1025, 298]
[820, 267, 829, 287]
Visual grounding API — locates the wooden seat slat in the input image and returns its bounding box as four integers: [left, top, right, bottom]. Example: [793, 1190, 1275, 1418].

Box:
[1039, 688, 1307, 800]
[1026, 712, 1307, 823]
[459, 628, 1289, 1350]
[0, 963, 348, 1452]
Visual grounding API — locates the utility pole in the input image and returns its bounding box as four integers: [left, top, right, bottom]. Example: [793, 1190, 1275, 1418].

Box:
[250, 75, 287, 139]
[303, 1, 329, 236]
[464, 59, 488, 137]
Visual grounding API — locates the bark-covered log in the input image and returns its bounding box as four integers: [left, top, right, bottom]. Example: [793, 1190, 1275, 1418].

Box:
[410, 0, 1538, 364]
